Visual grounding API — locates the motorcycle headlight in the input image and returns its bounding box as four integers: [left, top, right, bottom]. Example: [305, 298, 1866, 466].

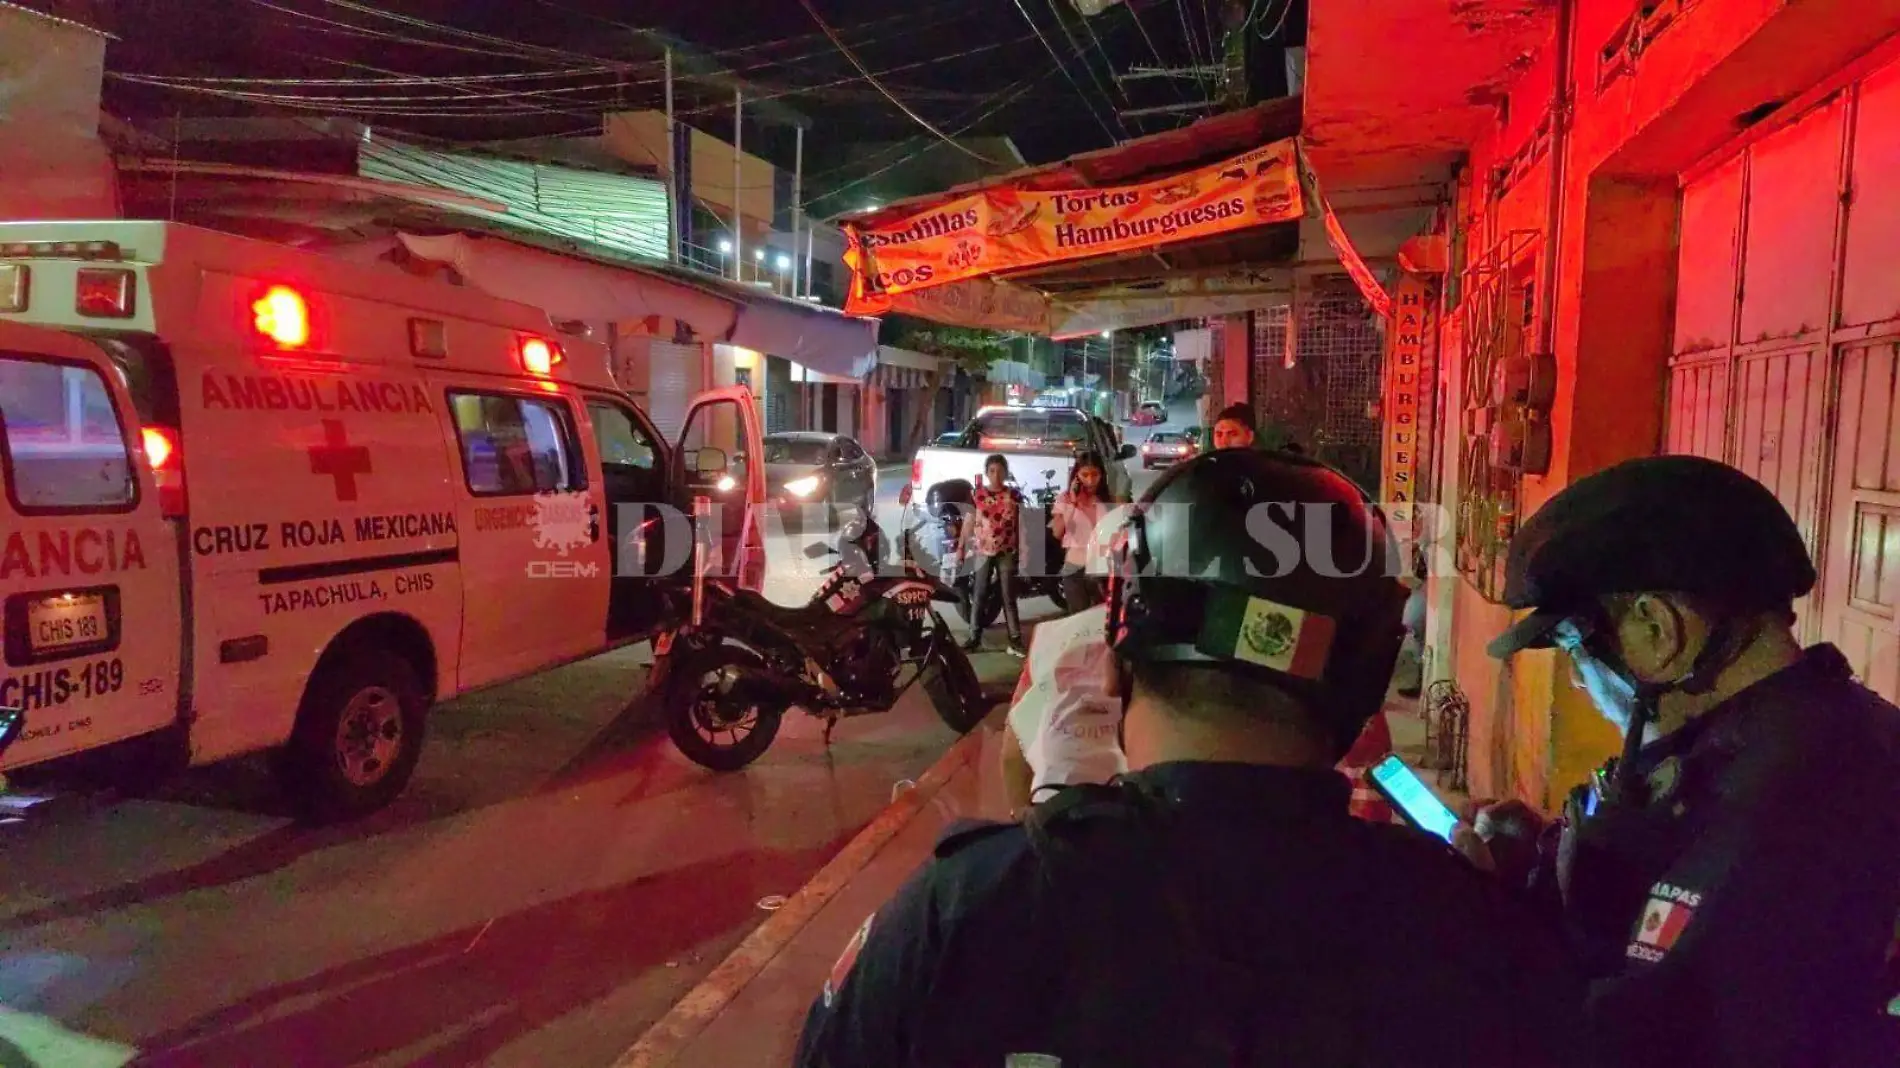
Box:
[784, 474, 823, 498]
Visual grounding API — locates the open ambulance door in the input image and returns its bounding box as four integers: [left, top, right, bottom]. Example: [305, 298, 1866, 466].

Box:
[0, 320, 183, 772]
[672, 386, 766, 592]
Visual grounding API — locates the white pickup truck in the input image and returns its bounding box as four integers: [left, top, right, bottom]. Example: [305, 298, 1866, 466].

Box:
[904, 405, 1135, 507]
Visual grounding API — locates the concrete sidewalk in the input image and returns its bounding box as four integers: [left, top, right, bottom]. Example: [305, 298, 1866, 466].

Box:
[618, 694, 1452, 1068]
[635, 726, 1011, 1067]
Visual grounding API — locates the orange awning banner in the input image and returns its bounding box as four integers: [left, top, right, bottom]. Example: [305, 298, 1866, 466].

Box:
[843, 139, 1303, 314]
[847, 274, 1053, 334]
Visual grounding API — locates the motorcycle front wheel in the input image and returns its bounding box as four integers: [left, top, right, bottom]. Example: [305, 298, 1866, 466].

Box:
[664, 643, 785, 771]
[921, 634, 993, 734]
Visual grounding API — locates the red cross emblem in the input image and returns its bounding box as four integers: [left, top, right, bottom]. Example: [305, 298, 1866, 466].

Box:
[307, 419, 372, 502]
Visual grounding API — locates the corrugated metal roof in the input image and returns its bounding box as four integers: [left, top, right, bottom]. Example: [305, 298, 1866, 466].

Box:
[359, 136, 671, 263]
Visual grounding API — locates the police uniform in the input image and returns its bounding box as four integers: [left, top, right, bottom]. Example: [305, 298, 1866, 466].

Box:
[801, 450, 1596, 1067]
[1531, 645, 1900, 1066]
[796, 763, 1592, 1068]
[1484, 455, 1900, 1066]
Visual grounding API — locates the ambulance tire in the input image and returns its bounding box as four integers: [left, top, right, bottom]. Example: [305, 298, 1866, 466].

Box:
[663, 644, 784, 772]
[277, 648, 428, 824]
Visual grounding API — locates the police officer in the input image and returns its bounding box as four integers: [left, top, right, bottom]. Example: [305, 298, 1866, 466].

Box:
[796, 449, 1590, 1067]
[1459, 454, 1900, 1066]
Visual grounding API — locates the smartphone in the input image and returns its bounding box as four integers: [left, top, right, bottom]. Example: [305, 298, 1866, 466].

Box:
[1366, 754, 1460, 841]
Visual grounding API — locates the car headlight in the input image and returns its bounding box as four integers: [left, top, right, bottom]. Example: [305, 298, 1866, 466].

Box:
[784, 474, 823, 498]
[715, 475, 737, 493]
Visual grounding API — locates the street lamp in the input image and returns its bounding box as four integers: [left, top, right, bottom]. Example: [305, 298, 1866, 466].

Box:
[717, 237, 733, 255]
[754, 247, 767, 261]
[774, 253, 791, 271]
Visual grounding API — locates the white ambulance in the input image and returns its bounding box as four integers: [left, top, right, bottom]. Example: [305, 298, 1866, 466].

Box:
[0, 221, 764, 821]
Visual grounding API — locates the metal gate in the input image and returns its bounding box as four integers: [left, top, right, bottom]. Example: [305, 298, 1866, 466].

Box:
[645, 340, 703, 442]
[1667, 60, 1900, 699]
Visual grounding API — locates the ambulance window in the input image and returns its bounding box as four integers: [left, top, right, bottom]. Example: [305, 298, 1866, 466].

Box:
[0, 354, 136, 513]
[587, 402, 657, 470]
[448, 391, 585, 497]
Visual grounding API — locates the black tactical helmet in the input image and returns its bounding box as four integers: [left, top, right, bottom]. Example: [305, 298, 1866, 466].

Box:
[1487, 455, 1816, 659]
[1106, 449, 1409, 755]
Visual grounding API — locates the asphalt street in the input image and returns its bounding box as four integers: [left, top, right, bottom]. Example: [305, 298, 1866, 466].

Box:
[0, 406, 1192, 1067]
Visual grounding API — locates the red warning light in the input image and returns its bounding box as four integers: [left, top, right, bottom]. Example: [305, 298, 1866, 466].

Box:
[519, 335, 562, 375]
[252, 285, 311, 348]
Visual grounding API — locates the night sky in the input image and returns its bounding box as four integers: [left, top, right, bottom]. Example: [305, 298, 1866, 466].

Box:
[56, 0, 1302, 193]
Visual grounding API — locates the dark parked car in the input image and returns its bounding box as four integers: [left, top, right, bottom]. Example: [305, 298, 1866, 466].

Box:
[763, 431, 878, 523]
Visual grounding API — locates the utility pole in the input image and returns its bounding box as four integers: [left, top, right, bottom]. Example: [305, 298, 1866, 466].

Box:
[731, 88, 743, 282]
[790, 125, 804, 298]
[804, 228, 816, 300]
[664, 48, 679, 265]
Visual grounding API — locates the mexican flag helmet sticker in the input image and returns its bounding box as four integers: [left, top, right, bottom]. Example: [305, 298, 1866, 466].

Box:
[1196, 588, 1336, 680]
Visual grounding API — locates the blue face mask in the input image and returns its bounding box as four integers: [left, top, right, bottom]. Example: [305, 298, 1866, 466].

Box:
[1553, 620, 1642, 738]
[1573, 656, 1642, 737]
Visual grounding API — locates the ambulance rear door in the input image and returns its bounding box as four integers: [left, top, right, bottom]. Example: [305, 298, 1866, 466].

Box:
[0, 320, 183, 768]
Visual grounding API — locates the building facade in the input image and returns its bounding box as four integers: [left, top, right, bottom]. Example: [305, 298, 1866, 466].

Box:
[1308, 0, 1900, 807]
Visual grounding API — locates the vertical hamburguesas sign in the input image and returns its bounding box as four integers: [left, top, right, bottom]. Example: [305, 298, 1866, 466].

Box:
[842, 139, 1303, 314]
[1382, 274, 1435, 528]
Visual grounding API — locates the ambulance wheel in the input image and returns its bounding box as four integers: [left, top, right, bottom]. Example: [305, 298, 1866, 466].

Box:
[664, 644, 784, 772]
[278, 648, 428, 823]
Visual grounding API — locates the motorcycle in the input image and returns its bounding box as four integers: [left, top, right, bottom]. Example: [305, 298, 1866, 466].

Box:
[912, 474, 1070, 631]
[647, 515, 994, 772]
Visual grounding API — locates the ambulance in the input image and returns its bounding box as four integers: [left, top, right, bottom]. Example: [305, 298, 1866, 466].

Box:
[0, 221, 764, 821]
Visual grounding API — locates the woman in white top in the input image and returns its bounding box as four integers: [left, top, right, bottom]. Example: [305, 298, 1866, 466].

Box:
[1049, 450, 1120, 613]
[999, 604, 1127, 817]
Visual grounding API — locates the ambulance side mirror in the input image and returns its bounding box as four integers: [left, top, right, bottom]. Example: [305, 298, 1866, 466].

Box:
[694, 447, 729, 477]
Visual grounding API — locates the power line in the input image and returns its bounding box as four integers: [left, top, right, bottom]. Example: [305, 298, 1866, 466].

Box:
[810, 71, 1059, 205]
[1011, 0, 1122, 142]
[1254, 0, 1296, 40]
[1044, 0, 1136, 134]
[115, 31, 1045, 124]
[1121, 0, 1192, 104]
[795, 0, 1008, 164]
[238, 0, 980, 89]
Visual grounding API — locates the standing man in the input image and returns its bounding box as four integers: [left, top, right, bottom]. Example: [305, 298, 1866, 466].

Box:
[1460, 454, 1900, 1066]
[797, 450, 1589, 1067]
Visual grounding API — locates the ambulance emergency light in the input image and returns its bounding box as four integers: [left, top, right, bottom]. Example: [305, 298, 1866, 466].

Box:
[518, 335, 564, 376]
[76, 268, 136, 319]
[0, 241, 133, 318]
[252, 285, 312, 348]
